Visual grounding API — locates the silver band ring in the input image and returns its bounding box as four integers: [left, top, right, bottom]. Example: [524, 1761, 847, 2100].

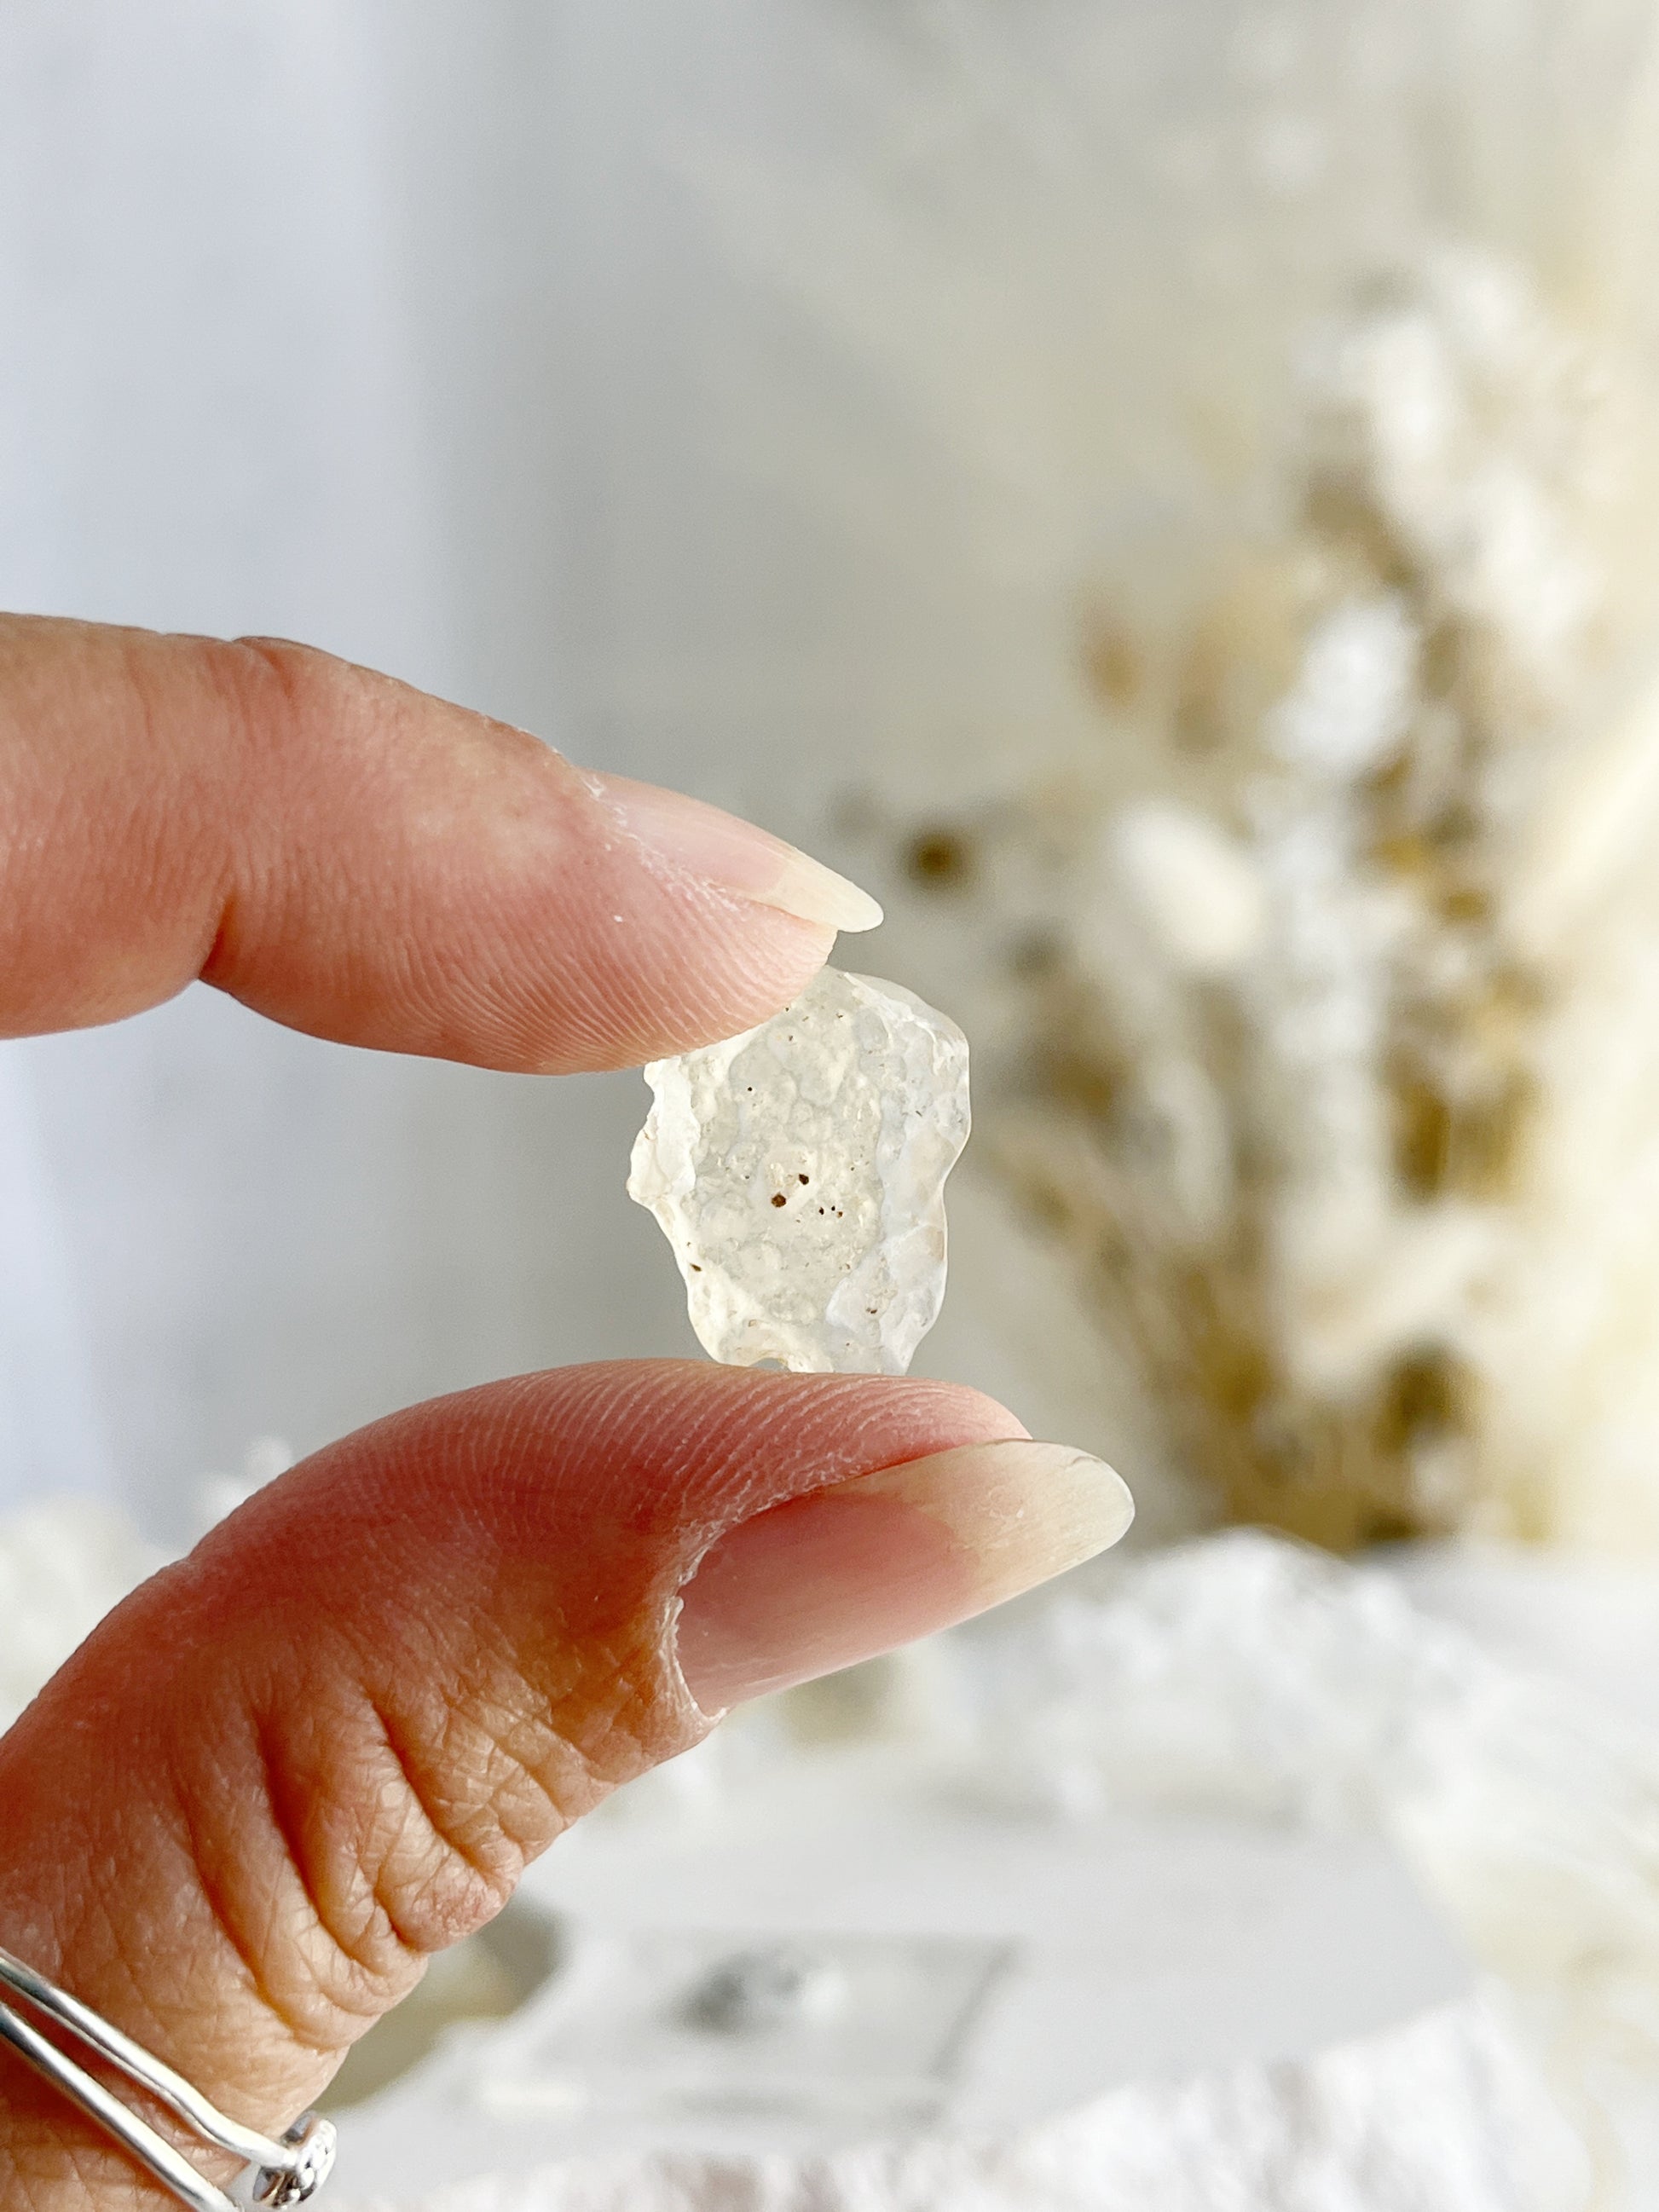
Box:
[0, 1943, 335, 2209]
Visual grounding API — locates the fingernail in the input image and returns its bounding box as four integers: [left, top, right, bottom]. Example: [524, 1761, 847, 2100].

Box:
[581, 769, 883, 933]
[676, 1441, 1133, 1712]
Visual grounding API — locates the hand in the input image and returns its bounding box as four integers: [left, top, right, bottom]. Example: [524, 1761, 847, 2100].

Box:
[0, 615, 1130, 2208]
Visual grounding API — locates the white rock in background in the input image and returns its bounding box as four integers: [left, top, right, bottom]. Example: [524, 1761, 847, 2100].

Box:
[1108, 800, 1269, 979]
[1266, 596, 1419, 783]
[627, 969, 970, 1376]
[0, 1499, 167, 1731]
[338, 1995, 1580, 2212]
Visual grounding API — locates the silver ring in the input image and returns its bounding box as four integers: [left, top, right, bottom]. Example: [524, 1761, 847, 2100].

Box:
[0, 1943, 335, 2209]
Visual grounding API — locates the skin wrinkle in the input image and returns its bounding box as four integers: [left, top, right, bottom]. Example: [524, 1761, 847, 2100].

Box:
[267, 1653, 504, 1978]
[163, 1721, 294, 2031]
[246, 1713, 401, 2038]
[409, 1696, 564, 1878]
[16, 2128, 155, 2212]
[554, 1643, 670, 1789]
[165, 1639, 419, 2051]
[71, 1729, 205, 2000]
[267, 1719, 416, 1981]
[95, 632, 237, 1021]
[362, 1770, 502, 1967]
[243, 1472, 657, 1969]
[361, 1694, 529, 1914]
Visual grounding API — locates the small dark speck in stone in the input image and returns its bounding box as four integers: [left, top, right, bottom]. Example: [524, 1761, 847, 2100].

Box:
[799, 1173, 811, 1184]
[771, 1193, 788, 1208]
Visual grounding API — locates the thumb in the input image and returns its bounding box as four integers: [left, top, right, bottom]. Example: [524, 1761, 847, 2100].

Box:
[0, 1362, 1130, 2208]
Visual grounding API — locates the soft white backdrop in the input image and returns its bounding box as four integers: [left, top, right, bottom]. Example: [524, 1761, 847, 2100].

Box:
[0, 3, 708, 1533]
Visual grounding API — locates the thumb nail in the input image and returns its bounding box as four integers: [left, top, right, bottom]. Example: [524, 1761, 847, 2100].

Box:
[675, 1441, 1134, 1713]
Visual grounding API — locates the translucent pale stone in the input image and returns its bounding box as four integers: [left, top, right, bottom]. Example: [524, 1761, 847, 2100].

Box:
[627, 968, 971, 1375]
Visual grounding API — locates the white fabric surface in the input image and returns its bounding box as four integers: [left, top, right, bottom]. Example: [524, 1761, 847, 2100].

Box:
[340, 1999, 1580, 2212]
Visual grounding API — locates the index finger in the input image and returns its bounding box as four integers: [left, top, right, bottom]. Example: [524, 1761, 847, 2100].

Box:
[0, 615, 881, 1069]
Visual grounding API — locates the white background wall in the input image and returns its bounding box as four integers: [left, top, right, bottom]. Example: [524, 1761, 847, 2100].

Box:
[0, 4, 712, 1532]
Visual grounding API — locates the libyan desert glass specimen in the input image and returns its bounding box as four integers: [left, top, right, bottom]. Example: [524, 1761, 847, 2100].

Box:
[627, 968, 971, 1375]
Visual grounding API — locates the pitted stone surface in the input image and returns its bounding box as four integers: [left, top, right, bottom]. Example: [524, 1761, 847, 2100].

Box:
[627, 968, 970, 1375]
